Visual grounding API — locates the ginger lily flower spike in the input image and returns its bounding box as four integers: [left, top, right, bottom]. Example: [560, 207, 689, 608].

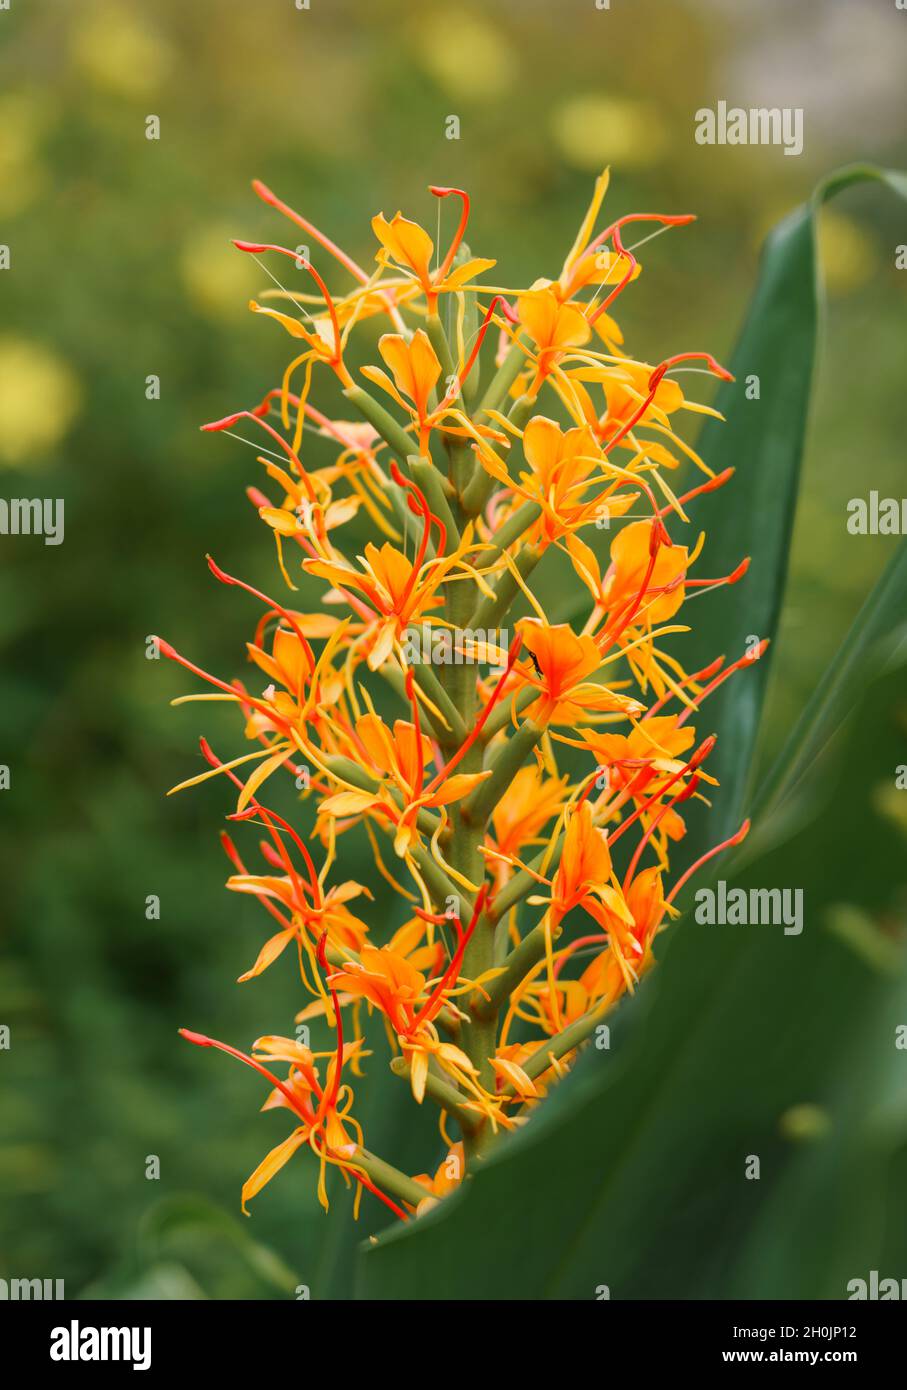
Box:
[159, 171, 761, 1224]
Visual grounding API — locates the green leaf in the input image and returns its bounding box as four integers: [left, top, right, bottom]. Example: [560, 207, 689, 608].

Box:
[138, 1194, 300, 1296]
[749, 535, 907, 853]
[677, 164, 907, 860]
[354, 167, 907, 1300]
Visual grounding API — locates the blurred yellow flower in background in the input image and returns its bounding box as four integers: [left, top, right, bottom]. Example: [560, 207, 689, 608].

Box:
[0, 94, 50, 220]
[410, 10, 516, 100]
[551, 94, 668, 171]
[818, 209, 877, 295]
[0, 338, 81, 468]
[757, 206, 877, 296]
[70, 5, 173, 98]
[180, 226, 261, 323]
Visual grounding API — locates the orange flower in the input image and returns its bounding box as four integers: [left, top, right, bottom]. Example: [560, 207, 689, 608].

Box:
[412, 1142, 465, 1214]
[361, 330, 441, 452]
[603, 518, 690, 627]
[226, 874, 372, 980]
[517, 286, 592, 389]
[550, 800, 632, 927]
[372, 201, 494, 312]
[480, 414, 637, 544]
[490, 764, 569, 869]
[316, 709, 489, 858]
[581, 714, 700, 844]
[514, 618, 644, 725]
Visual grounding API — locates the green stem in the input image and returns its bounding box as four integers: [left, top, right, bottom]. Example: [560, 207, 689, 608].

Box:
[487, 829, 566, 923]
[322, 754, 442, 840]
[461, 720, 542, 827]
[446, 550, 495, 1142]
[389, 1056, 480, 1134]
[409, 456, 461, 553]
[484, 500, 540, 554]
[481, 686, 537, 742]
[476, 336, 527, 419]
[352, 1147, 428, 1209]
[413, 843, 473, 916]
[500, 995, 611, 1096]
[380, 660, 466, 746]
[468, 544, 543, 632]
[474, 917, 552, 1020]
[461, 391, 538, 516]
[425, 313, 463, 412]
[343, 383, 416, 464]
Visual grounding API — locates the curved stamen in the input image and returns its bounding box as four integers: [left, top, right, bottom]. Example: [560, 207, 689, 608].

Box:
[233, 240, 347, 375]
[430, 185, 471, 281]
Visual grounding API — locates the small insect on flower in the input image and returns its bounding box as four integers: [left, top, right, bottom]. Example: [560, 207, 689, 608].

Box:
[161, 171, 762, 1225]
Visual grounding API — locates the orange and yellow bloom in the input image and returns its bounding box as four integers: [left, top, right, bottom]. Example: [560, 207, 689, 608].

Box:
[161, 171, 762, 1226]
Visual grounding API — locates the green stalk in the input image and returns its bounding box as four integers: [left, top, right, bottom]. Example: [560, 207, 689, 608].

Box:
[445, 507, 496, 1152]
[409, 455, 461, 552]
[481, 685, 537, 742]
[457, 277, 481, 411]
[500, 994, 611, 1096]
[461, 391, 538, 516]
[461, 720, 543, 827]
[389, 1056, 480, 1135]
[322, 754, 441, 840]
[425, 313, 463, 412]
[343, 383, 416, 463]
[352, 1147, 429, 1209]
[468, 544, 543, 632]
[380, 660, 466, 746]
[413, 843, 473, 917]
[474, 917, 553, 1020]
[476, 335, 527, 419]
[487, 829, 566, 923]
[483, 499, 540, 555]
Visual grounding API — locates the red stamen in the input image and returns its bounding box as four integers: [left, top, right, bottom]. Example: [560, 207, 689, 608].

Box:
[450, 296, 513, 397]
[645, 656, 725, 718]
[220, 830, 295, 932]
[200, 739, 312, 905]
[157, 638, 296, 741]
[202, 409, 318, 505]
[597, 517, 670, 650]
[390, 459, 445, 581]
[316, 931, 344, 1115]
[230, 802, 323, 907]
[603, 350, 732, 458]
[586, 211, 696, 260]
[622, 772, 700, 892]
[588, 225, 638, 328]
[411, 884, 488, 1030]
[430, 185, 471, 282]
[251, 179, 371, 284]
[179, 1028, 313, 1123]
[664, 819, 750, 907]
[676, 639, 768, 726]
[206, 554, 316, 674]
[233, 239, 345, 369]
[609, 735, 717, 847]
[656, 468, 735, 516]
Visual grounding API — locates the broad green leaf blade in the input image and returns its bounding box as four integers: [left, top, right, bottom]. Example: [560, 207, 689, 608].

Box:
[355, 167, 907, 1300]
[679, 163, 907, 861]
[750, 534, 907, 849]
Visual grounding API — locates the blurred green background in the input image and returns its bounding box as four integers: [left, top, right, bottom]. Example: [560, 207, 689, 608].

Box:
[1, 0, 905, 1298]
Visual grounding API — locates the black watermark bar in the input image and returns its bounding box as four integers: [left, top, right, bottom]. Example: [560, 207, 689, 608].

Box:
[1, 1299, 903, 1374]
